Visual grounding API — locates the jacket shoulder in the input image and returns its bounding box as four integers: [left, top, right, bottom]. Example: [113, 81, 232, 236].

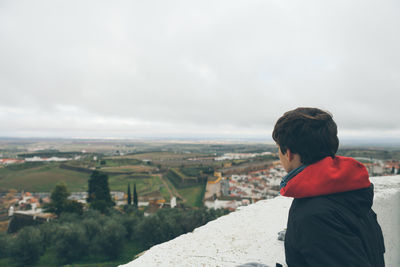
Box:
[286, 194, 385, 267]
[289, 196, 339, 222]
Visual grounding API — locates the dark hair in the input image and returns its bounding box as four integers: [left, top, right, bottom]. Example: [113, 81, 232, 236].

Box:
[272, 107, 339, 165]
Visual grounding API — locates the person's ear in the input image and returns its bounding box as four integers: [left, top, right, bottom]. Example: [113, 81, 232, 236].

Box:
[286, 149, 294, 161]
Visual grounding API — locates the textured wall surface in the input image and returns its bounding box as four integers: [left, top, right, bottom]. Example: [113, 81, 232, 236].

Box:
[371, 176, 400, 267]
[121, 176, 400, 267]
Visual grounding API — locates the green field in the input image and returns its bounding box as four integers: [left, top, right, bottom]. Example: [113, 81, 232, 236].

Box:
[0, 162, 206, 207]
[178, 184, 206, 207]
[100, 165, 155, 173]
[0, 164, 90, 192]
[100, 158, 143, 167]
[120, 151, 206, 161]
[159, 174, 180, 201]
[0, 165, 167, 198]
[108, 174, 162, 195]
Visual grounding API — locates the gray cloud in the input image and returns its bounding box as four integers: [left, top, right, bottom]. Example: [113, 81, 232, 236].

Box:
[0, 0, 399, 139]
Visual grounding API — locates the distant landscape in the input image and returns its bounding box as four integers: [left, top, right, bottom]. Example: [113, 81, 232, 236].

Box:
[1, 138, 399, 192]
[0, 138, 399, 266]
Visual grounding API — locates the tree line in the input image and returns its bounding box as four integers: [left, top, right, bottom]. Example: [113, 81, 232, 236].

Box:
[1, 205, 228, 266]
[1, 171, 229, 266]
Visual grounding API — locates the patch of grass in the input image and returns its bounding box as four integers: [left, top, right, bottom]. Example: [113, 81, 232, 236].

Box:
[100, 165, 155, 173]
[108, 175, 162, 194]
[161, 174, 180, 197]
[100, 158, 143, 167]
[0, 160, 183, 208]
[165, 169, 202, 189]
[0, 164, 90, 192]
[122, 152, 204, 161]
[180, 166, 214, 177]
[178, 184, 206, 207]
[0, 163, 164, 194]
[158, 186, 170, 202]
[170, 168, 187, 179]
[153, 175, 171, 201]
[5, 161, 45, 171]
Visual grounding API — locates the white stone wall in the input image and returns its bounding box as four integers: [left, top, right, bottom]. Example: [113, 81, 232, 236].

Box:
[371, 176, 400, 267]
[121, 176, 400, 267]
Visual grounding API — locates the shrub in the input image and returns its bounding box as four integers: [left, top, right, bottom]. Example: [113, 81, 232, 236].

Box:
[136, 215, 163, 247]
[38, 222, 59, 249]
[58, 212, 80, 223]
[9, 227, 44, 266]
[120, 213, 139, 240]
[0, 232, 10, 258]
[64, 200, 84, 215]
[94, 219, 126, 259]
[81, 217, 103, 254]
[54, 223, 88, 264]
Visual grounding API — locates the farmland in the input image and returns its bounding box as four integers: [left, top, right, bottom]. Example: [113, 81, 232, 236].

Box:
[0, 163, 174, 202]
[0, 140, 281, 209]
[0, 164, 90, 192]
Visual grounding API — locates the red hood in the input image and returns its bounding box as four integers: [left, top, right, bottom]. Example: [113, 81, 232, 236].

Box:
[280, 156, 371, 198]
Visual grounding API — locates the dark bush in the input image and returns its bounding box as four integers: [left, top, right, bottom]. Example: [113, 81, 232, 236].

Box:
[38, 222, 59, 248]
[64, 200, 84, 215]
[135, 208, 229, 248]
[58, 212, 80, 223]
[120, 213, 139, 240]
[54, 223, 88, 264]
[94, 219, 126, 259]
[0, 232, 10, 258]
[9, 226, 44, 266]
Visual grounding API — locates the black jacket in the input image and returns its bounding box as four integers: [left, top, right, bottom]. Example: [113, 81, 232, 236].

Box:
[285, 186, 385, 266]
[280, 156, 385, 267]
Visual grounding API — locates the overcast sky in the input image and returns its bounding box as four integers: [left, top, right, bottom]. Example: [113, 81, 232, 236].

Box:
[0, 0, 399, 141]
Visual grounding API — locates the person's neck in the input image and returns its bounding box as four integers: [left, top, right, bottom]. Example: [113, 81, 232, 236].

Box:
[287, 155, 302, 172]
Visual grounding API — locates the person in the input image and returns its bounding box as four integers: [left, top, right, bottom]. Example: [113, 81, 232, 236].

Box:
[272, 107, 385, 267]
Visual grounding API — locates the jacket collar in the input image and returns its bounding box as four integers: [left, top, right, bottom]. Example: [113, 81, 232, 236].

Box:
[280, 156, 371, 198]
[280, 164, 307, 190]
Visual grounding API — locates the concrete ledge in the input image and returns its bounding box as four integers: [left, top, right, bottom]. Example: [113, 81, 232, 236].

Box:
[121, 176, 400, 267]
[371, 176, 400, 267]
